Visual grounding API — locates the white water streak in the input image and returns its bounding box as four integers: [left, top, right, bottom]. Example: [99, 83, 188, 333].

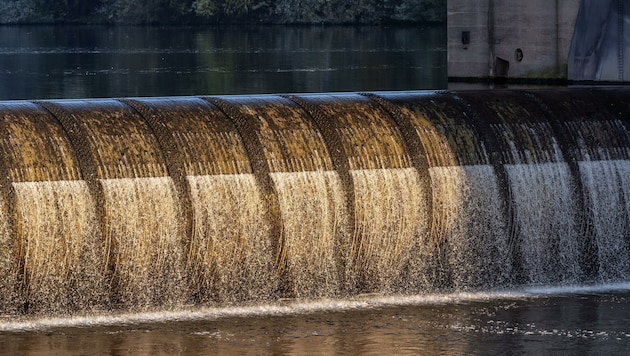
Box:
[187, 174, 275, 302]
[579, 160, 630, 280]
[13, 180, 105, 312]
[506, 162, 582, 283]
[350, 168, 429, 292]
[100, 177, 184, 308]
[430, 165, 511, 289]
[271, 170, 347, 297]
[6, 282, 630, 332]
[0, 188, 13, 312]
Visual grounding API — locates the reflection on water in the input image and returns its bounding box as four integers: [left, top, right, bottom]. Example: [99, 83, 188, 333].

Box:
[0, 25, 446, 100]
[2, 286, 630, 355]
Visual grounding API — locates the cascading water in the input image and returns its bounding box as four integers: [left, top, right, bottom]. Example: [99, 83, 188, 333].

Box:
[0, 89, 628, 316]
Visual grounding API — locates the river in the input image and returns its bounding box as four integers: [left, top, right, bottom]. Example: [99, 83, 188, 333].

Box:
[0, 25, 446, 100]
[0, 25, 629, 356]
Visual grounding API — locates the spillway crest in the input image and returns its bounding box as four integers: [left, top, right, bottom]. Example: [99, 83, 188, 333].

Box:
[0, 89, 629, 314]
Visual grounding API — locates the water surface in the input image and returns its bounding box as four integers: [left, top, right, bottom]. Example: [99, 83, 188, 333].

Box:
[2, 285, 630, 355]
[0, 25, 446, 100]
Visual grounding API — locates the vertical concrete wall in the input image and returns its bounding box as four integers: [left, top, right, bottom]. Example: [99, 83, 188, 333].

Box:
[568, 0, 630, 81]
[448, 0, 580, 80]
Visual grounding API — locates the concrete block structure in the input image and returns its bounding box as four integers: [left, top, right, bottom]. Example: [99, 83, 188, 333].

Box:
[568, 0, 630, 81]
[447, 0, 581, 81]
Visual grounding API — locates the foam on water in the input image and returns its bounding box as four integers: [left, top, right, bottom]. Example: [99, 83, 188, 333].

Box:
[3, 282, 630, 333]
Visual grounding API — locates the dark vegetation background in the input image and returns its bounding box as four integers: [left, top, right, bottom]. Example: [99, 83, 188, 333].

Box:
[0, 0, 445, 25]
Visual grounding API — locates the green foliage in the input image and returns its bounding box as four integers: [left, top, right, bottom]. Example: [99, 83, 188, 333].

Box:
[111, 0, 160, 23]
[193, 0, 218, 17]
[0, 0, 62, 23]
[0, 0, 35, 23]
[223, 0, 252, 15]
[193, 0, 254, 18]
[0, 0, 446, 24]
[394, 0, 446, 23]
[96, 0, 195, 24]
[272, 0, 379, 24]
[0, 0, 103, 23]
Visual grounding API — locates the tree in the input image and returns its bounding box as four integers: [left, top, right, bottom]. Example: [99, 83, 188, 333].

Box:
[192, 0, 257, 19]
[66, 0, 100, 19]
[395, 0, 446, 23]
[98, 0, 193, 24]
[0, 0, 35, 23]
[271, 0, 413, 24]
[0, 0, 446, 24]
[193, 0, 218, 17]
[222, 0, 252, 14]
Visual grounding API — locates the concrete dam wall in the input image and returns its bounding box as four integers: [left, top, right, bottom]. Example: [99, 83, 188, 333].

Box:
[448, 0, 629, 81]
[0, 89, 628, 315]
[568, 0, 630, 81]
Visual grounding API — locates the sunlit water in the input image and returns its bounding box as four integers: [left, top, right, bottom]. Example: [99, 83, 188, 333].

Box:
[2, 285, 630, 355]
[2, 161, 629, 354]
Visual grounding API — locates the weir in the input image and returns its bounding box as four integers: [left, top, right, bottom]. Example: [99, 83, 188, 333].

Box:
[0, 89, 629, 315]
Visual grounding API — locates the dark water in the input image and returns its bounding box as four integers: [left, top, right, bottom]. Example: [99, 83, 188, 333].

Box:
[0, 25, 446, 100]
[2, 285, 630, 355]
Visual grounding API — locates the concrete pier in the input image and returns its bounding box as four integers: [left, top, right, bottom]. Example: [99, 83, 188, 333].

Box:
[447, 0, 580, 81]
[568, 0, 630, 81]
